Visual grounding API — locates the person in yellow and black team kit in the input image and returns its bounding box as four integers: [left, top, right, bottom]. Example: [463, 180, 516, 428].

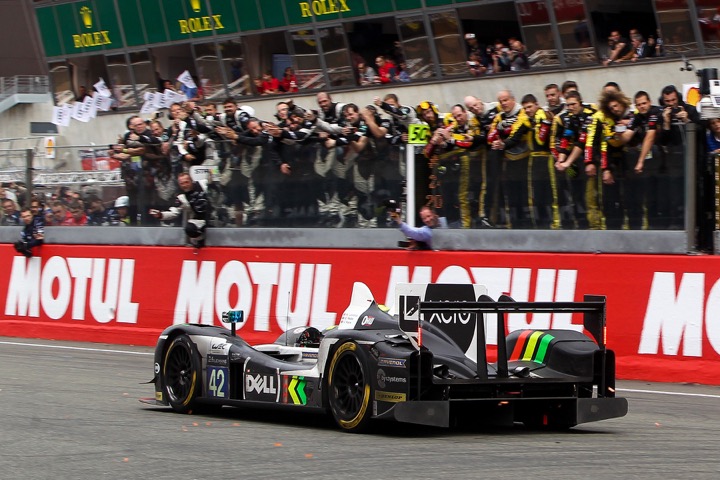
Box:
[487, 90, 533, 228]
[429, 104, 486, 227]
[520, 94, 556, 229]
[551, 91, 595, 229]
[585, 89, 634, 229]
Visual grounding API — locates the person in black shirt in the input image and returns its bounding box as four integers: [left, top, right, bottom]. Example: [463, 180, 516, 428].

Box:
[622, 91, 662, 229]
[14, 208, 44, 257]
[658, 85, 700, 229]
[149, 172, 211, 247]
[603, 30, 631, 65]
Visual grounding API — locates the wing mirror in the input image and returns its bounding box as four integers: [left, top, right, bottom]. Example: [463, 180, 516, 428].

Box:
[221, 310, 244, 335]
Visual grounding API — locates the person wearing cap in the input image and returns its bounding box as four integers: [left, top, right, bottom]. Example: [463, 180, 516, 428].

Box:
[111, 196, 131, 226]
[149, 172, 211, 247]
[465, 33, 490, 75]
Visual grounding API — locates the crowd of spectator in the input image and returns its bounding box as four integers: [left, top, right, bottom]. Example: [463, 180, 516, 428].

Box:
[465, 34, 530, 76]
[602, 28, 665, 66]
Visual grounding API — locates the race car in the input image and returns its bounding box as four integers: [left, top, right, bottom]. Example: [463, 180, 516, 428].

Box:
[141, 282, 628, 432]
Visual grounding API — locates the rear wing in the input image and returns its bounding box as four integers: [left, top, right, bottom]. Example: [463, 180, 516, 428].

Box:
[418, 294, 608, 380]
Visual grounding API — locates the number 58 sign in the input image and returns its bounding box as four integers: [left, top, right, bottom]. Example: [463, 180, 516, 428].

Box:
[408, 124, 430, 144]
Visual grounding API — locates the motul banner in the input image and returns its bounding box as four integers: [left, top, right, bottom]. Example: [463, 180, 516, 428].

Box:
[2, 245, 719, 385]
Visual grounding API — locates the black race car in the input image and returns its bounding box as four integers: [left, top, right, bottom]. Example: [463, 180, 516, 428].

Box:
[141, 282, 628, 432]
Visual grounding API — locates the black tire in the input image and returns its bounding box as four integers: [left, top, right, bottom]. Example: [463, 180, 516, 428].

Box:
[327, 342, 373, 433]
[162, 335, 202, 414]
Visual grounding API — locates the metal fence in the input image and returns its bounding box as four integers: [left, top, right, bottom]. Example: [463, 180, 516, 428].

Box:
[0, 75, 50, 100]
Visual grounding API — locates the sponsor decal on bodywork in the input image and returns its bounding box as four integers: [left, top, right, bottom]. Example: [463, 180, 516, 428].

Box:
[281, 375, 312, 405]
[243, 359, 280, 402]
[508, 330, 555, 363]
[375, 391, 406, 403]
[378, 357, 406, 368]
[376, 369, 407, 389]
[302, 351, 318, 360]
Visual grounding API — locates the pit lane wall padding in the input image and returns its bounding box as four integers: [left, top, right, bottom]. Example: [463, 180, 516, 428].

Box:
[1, 244, 719, 385]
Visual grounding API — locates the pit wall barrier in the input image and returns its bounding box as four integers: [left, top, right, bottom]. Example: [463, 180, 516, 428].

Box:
[1, 244, 719, 385]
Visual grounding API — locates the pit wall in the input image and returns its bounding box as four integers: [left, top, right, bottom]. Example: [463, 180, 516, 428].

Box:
[1, 244, 718, 385]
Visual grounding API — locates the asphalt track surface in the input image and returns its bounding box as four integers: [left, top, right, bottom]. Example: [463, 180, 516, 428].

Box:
[1, 337, 719, 480]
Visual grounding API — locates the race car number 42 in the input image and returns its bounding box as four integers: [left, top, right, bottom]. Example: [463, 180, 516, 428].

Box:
[207, 367, 228, 398]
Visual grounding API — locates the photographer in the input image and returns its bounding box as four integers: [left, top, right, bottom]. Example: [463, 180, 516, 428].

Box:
[467, 52, 487, 77]
[149, 172, 211, 248]
[109, 115, 163, 225]
[389, 201, 440, 250]
[657, 84, 700, 229]
[491, 43, 512, 73]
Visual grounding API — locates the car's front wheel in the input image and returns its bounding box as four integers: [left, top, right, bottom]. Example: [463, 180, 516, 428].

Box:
[162, 335, 201, 413]
[327, 342, 372, 432]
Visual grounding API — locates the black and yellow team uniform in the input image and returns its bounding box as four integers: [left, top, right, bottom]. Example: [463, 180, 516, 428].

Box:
[550, 108, 595, 229]
[438, 114, 486, 227]
[488, 105, 533, 228]
[526, 108, 557, 228]
[468, 107, 498, 227]
[585, 110, 630, 229]
[624, 106, 662, 229]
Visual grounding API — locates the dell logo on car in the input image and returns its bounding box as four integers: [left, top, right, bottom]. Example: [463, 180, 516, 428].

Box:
[245, 374, 277, 394]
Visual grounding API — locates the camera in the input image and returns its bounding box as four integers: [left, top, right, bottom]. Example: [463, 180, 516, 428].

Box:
[671, 106, 681, 116]
[397, 240, 411, 248]
[384, 199, 402, 214]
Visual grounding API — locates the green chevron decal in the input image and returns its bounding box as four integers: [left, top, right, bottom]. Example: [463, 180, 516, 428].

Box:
[288, 376, 307, 405]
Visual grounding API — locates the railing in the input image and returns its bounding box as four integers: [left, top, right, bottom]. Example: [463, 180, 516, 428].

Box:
[0, 75, 50, 100]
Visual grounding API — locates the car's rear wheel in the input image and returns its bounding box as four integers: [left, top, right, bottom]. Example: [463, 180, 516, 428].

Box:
[162, 335, 201, 413]
[327, 342, 372, 433]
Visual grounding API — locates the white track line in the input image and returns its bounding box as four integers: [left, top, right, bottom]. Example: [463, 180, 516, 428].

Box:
[0, 340, 153, 356]
[618, 388, 720, 399]
[1, 341, 719, 397]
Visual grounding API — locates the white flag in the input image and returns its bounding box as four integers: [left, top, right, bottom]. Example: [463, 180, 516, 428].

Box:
[177, 70, 197, 89]
[51, 106, 66, 126]
[71, 101, 84, 122]
[84, 94, 98, 119]
[148, 92, 162, 109]
[60, 104, 72, 126]
[94, 77, 113, 98]
[95, 94, 113, 112]
[140, 101, 156, 114]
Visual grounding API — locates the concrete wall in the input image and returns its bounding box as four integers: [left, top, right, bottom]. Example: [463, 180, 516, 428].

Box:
[0, 56, 718, 170]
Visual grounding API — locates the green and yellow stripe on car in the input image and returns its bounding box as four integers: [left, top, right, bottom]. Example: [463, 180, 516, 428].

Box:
[509, 330, 555, 364]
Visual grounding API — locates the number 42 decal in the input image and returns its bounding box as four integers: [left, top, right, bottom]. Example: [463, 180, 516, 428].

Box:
[207, 367, 228, 398]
